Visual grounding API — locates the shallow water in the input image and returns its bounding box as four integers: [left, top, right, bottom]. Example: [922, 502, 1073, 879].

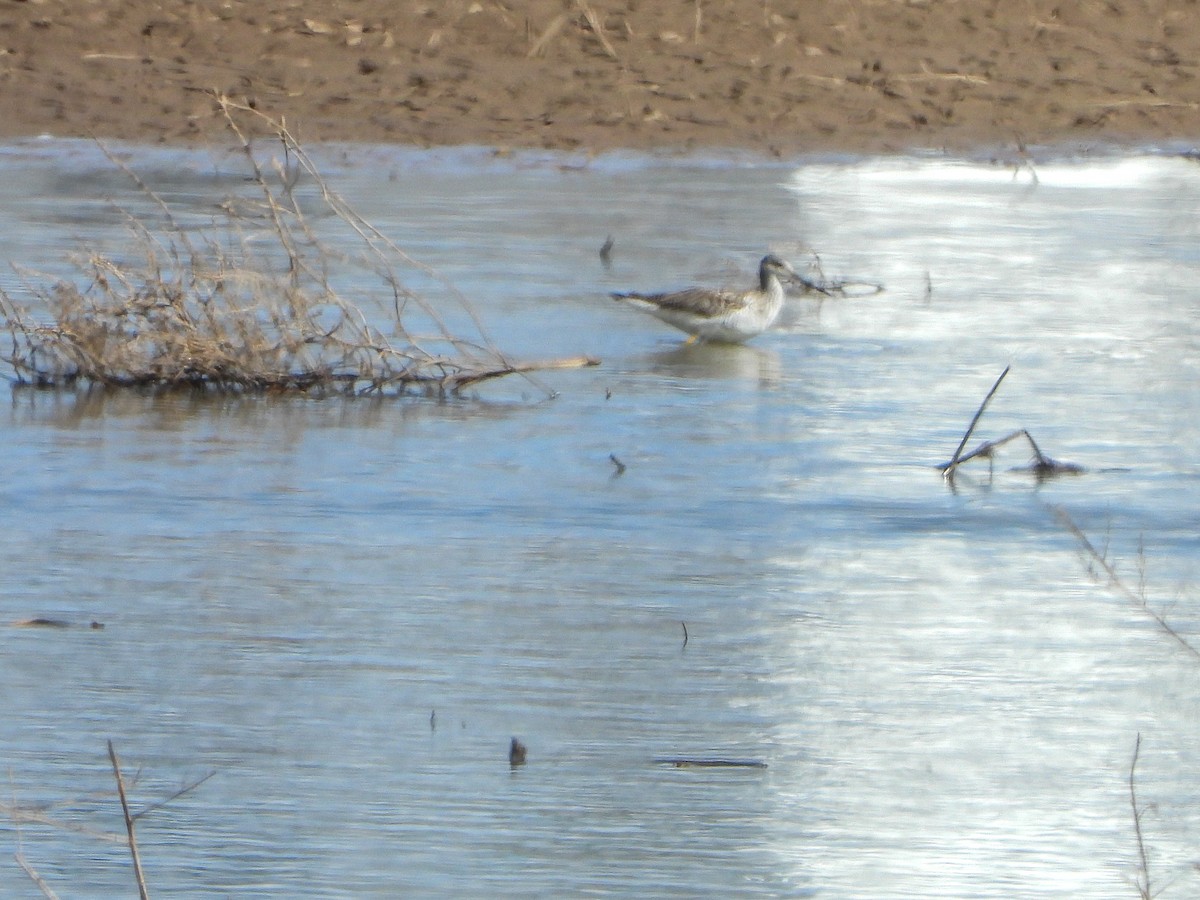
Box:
[1, 141, 1198, 897]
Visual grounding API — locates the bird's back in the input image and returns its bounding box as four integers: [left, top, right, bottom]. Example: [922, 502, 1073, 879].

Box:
[611, 287, 748, 318]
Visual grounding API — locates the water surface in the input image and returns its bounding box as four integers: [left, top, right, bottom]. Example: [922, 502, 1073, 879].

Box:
[1, 141, 1198, 897]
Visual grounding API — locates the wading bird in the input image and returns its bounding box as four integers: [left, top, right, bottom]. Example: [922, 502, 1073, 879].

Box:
[611, 254, 804, 343]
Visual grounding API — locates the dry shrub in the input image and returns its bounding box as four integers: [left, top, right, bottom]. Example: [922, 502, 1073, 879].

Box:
[0, 97, 595, 396]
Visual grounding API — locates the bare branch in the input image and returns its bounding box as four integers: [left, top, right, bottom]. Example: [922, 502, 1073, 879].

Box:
[133, 770, 216, 822]
[0, 99, 596, 398]
[1052, 507, 1200, 662]
[107, 741, 149, 900]
[1130, 733, 1151, 900]
[15, 852, 60, 900]
[943, 365, 1009, 476]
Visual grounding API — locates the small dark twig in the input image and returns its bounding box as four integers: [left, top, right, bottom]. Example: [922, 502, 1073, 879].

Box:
[947, 428, 1084, 478]
[1012, 134, 1040, 186]
[509, 738, 527, 767]
[791, 251, 883, 299]
[681, 621, 688, 649]
[1130, 733, 1151, 900]
[943, 365, 1010, 476]
[947, 428, 1029, 469]
[107, 741, 149, 900]
[132, 770, 216, 821]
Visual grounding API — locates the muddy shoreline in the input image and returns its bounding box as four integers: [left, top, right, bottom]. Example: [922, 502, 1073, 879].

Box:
[2, 2, 1198, 156]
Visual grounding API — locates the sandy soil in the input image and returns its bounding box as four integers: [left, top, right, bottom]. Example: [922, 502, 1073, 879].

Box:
[1, 0, 1198, 155]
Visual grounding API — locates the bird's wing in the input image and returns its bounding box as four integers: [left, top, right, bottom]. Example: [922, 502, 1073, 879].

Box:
[621, 287, 746, 318]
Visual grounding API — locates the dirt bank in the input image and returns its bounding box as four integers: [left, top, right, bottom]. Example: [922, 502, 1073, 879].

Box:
[1, 0, 1198, 155]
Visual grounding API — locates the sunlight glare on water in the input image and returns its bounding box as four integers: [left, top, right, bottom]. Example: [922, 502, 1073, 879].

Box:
[0, 141, 1198, 897]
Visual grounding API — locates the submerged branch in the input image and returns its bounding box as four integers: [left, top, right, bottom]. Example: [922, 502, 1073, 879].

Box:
[1052, 505, 1200, 662]
[940, 366, 1083, 481]
[943, 365, 1009, 475]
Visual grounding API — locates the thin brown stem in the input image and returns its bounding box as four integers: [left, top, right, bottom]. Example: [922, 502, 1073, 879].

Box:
[1052, 506, 1200, 661]
[107, 741, 149, 900]
[15, 852, 60, 900]
[1129, 733, 1151, 900]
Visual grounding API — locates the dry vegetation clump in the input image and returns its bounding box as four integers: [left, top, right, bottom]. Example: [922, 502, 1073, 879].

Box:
[0, 98, 595, 397]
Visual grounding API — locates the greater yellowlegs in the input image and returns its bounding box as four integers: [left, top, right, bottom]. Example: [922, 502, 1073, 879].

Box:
[611, 254, 800, 343]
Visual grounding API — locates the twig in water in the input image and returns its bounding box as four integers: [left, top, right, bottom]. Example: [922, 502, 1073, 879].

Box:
[946, 428, 1084, 479]
[132, 770, 215, 821]
[943, 365, 1010, 476]
[15, 853, 59, 900]
[509, 738, 527, 767]
[1136, 535, 1148, 601]
[939, 367, 1081, 481]
[1, 797, 125, 842]
[681, 621, 689, 649]
[1012, 134, 1040, 185]
[609, 453, 626, 477]
[790, 252, 882, 298]
[1051, 507, 1200, 661]
[9, 767, 61, 899]
[107, 741, 149, 900]
[1129, 733, 1152, 900]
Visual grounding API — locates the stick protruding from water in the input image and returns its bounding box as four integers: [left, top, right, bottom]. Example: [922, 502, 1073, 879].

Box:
[943, 364, 1010, 477]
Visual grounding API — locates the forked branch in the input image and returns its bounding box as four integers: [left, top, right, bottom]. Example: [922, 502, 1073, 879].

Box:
[940, 366, 1083, 480]
[107, 741, 149, 900]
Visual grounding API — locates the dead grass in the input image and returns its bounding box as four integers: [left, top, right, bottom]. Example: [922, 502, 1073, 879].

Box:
[0, 96, 596, 397]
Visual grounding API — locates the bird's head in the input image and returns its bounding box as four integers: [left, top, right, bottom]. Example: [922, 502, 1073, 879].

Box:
[760, 254, 830, 295]
[759, 254, 798, 289]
